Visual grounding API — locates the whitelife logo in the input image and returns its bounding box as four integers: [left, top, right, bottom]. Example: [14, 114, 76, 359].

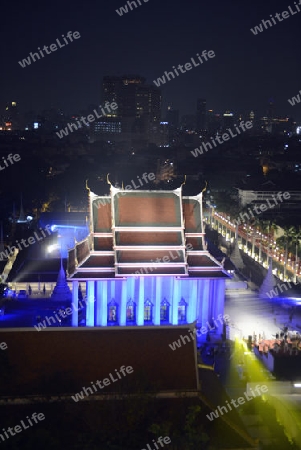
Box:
[250, 1, 301, 35]
[169, 314, 230, 351]
[141, 436, 171, 450]
[116, 0, 149, 16]
[135, 243, 193, 276]
[34, 296, 94, 331]
[0, 225, 52, 261]
[18, 31, 81, 68]
[0, 341, 8, 351]
[206, 385, 268, 421]
[94, 172, 156, 209]
[288, 89, 301, 106]
[191, 121, 253, 157]
[266, 279, 299, 299]
[0, 153, 21, 171]
[0, 412, 45, 443]
[153, 51, 215, 87]
[55, 101, 118, 139]
[71, 366, 134, 402]
[232, 191, 291, 226]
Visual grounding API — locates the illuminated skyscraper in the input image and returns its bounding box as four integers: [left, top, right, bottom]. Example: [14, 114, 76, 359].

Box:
[102, 76, 120, 118]
[166, 106, 179, 128]
[223, 110, 234, 129]
[102, 75, 161, 131]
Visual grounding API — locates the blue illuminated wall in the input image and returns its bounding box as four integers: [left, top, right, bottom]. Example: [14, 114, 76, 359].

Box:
[73, 276, 225, 329]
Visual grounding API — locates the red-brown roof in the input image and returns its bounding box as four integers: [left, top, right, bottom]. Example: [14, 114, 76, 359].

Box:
[115, 231, 182, 246]
[183, 198, 202, 232]
[94, 237, 114, 251]
[117, 267, 187, 275]
[187, 254, 220, 267]
[114, 191, 182, 227]
[67, 188, 229, 280]
[117, 249, 185, 263]
[185, 236, 204, 250]
[81, 254, 114, 268]
[93, 199, 111, 232]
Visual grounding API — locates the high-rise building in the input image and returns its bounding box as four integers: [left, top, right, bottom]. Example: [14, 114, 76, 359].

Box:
[166, 106, 179, 128]
[102, 76, 120, 118]
[137, 84, 161, 123]
[102, 75, 161, 131]
[223, 110, 234, 129]
[207, 110, 222, 134]
[196, 98, 207, 132]
[118, 76, 144, 118]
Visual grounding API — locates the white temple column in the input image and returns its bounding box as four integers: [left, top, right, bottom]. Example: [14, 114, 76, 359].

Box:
[86, 280, 95, 327]
[127, 277, 135, 299]
[95, 281, 102, 326]
[72, 280, 79, 327]
[201, 280, 210, 325]
[171, 278, 179, 325]
[99, 280, 108, 326]
[154, 276, 161, 325]
[111, 280, 116, 299]
[137, 277, 144, 326]
[188, 279, 197, 323]
[208, 281, 215, 322]
[212, 279, 224, 320]
[196, 280, 202, 324]
[119, 281, 127, 326]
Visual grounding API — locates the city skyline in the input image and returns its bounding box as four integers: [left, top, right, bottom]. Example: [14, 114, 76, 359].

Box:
[1, 0, 301, 120]
[1, 1, 301, 448]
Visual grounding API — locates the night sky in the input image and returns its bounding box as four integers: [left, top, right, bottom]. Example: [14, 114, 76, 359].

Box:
[2, 0, 301, 119]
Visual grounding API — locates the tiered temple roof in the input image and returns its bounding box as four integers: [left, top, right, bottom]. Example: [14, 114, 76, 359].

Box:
[67, 185, 228, 280]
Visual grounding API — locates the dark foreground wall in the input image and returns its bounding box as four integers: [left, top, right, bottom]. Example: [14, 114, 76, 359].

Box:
[0, 326, 198, 396]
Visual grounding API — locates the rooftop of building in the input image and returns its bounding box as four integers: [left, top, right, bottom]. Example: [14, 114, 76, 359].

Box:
[68, 184, 229, 280]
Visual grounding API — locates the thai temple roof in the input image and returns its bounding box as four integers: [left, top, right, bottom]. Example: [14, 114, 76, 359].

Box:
[67, 185, 229, 280]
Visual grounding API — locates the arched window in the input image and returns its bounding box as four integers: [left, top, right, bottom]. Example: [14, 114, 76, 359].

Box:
[144, 299, 153, 322]
[178, 297, 187, 323]
[160, 298, 170, 322]
[108, 298, 118, 324]
[126, 298, 136, 322]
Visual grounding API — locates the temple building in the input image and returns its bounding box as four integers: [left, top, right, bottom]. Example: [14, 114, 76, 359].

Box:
[67, 183, 229, 328]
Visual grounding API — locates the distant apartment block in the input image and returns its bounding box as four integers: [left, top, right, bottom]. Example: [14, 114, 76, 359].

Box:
[102, 75, 161, 131]
[237, 187, 301, 209]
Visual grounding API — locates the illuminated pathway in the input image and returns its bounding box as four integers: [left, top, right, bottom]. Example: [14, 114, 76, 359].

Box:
[210, 212, 300, 282]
